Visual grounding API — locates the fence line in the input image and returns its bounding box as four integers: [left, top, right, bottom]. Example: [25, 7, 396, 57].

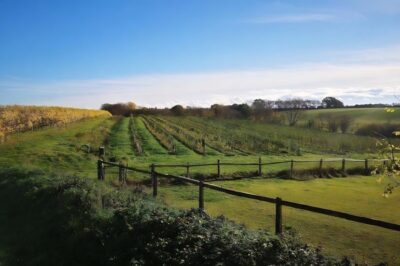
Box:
[97, 159, 400, 235]
[152, 157, 389, 179]
[153, 158, 388, 168]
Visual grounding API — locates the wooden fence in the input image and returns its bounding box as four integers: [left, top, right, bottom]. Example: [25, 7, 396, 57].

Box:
[150, 157, 389, 178]
[97, 159, 400, 235]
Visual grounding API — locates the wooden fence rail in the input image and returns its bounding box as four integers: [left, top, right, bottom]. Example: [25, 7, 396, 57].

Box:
[152, 157, 389, 179]
[97, 159, 400, 235]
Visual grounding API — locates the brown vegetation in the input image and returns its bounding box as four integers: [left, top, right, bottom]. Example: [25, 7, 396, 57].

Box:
[0, 105, 110, 141]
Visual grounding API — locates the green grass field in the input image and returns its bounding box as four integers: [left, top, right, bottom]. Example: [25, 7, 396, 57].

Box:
[299, 107, 400, 130]
[1, 110, 399, 264]
[157, 177, 400, 265]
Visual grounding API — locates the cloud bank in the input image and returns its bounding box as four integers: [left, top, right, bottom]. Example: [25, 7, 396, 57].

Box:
[1, 46, 400, 109]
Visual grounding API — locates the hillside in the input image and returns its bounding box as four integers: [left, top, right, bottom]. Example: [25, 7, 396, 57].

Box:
[298, 107, 400, 131]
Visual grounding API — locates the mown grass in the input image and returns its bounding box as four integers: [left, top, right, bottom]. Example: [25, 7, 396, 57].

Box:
[107, 117, 135, 160]
[0, 117, 115, 176]
[157, 176, 400, 265]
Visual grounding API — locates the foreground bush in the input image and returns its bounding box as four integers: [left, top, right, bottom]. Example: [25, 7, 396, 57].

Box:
[0, 168, 352, 266]
[356, 123, 400, 138]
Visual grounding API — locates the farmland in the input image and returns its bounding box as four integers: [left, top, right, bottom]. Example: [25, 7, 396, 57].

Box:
[297, 107, 400, 132]
[0, 108, 399, 265]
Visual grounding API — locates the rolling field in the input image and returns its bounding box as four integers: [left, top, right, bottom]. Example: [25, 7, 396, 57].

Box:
[299, 107, 400, 130]
[1, 111, 399, 264]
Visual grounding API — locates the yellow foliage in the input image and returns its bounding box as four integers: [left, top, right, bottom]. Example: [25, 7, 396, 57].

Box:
[0, 105, 110, 140]
[384, 107, 396, 113]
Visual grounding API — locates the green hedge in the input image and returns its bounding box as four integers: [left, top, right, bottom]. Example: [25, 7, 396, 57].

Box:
[0, 168, 351, 266]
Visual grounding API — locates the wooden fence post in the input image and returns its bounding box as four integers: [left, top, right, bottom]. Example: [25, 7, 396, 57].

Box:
[118, 162, 124, 183]
[319, 159, 323, 178]
[151, 164, 157, 198]
[342, 158, 346, 176]
[217, 159, 221, 178]
[275, 197, 283, 235]
[97, 160, 104, 181]
[365, 159, 369, 175]
[186, 162, 190, 177]
[199, 176, 204, 211]
[98, 146, 105, 158]
[258, 157, 262, 176]
[290, 160, 294, 178]
[124, 163, 128, 184]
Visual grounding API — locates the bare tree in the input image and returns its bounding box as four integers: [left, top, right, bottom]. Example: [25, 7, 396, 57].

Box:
[327, 117, 339, 132]
[339, 115, 352, 133]
[276, 99, 306, 126]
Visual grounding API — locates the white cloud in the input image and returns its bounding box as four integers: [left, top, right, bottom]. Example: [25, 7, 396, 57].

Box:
[1, 45, 400, 108]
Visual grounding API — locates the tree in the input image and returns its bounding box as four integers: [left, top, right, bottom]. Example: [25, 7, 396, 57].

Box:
[127, 102, 137, 113]
[339, 115, 352, 133]
[322, 97, 344, 108]
[251, 99, 274, 121]
[231, 104, 251, 119]
[327, 116, 338, 132]
[170, 105, 185, 116]
[210, 104, 225, 118]
[374, 108, 400, 196]
[276, 99, 306, 126]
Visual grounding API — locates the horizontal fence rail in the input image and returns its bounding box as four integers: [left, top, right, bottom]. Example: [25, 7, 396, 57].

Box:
[152, 158, 389, 168]
[150, 157, 390, 179]
[97, 159, 400, 235]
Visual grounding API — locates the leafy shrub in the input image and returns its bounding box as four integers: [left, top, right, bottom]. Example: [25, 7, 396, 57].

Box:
[355, 123, 400, 138]
[0, 168, 352, 266]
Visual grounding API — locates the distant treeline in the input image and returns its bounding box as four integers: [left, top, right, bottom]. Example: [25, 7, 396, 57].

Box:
[101, 98, 400, 118]
[101, 97, 344, 117]
[0, 105, 111, 141]
[101, 97, 351, 126]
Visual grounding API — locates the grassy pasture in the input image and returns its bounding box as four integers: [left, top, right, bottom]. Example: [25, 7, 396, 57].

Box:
[299, 107, 400, 130]
[157, 176, 400, 265]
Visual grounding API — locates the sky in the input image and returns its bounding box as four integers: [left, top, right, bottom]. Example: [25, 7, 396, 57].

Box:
[0, 0, 400, 108]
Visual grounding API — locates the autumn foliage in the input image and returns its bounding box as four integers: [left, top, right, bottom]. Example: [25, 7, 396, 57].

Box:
[0, 105, 110, 141]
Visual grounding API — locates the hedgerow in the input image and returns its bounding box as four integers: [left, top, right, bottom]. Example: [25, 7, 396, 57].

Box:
[0, 168, 352, 266]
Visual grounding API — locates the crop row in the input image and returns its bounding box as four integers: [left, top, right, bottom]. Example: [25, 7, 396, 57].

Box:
[141, 117, 176, 154]
[129, 117, 143, 155]
[176, 116, 381, 154]
[162, 116, 285, 154]
[158, 117, 242, 155]
[145, 116, 206, 154]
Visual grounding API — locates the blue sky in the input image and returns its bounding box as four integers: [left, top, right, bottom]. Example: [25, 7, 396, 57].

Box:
[1, 0, 400, 108]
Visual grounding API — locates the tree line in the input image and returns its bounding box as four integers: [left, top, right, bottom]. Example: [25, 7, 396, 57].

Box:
[101, 97, 344, 126]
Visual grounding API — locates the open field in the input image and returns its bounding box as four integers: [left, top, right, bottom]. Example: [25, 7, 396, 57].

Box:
[1, 111, 399, 264]
[298, 107, 400, 131]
